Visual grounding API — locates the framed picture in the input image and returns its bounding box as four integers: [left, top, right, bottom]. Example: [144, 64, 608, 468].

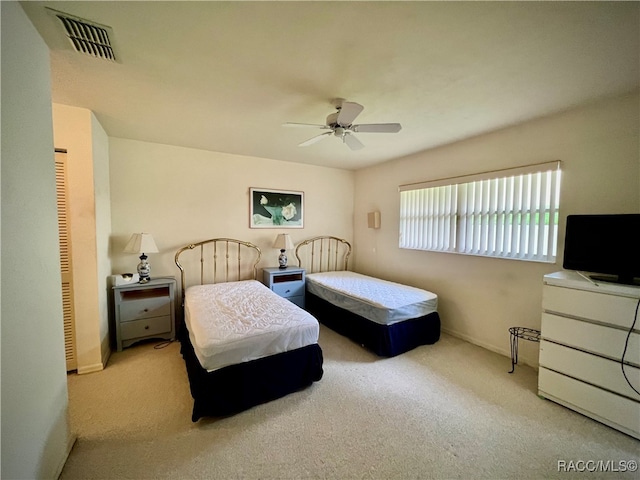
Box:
[250, 188, 304, 228]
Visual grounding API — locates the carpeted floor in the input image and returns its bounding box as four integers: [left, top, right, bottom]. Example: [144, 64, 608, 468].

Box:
[61, 326, 639, 479]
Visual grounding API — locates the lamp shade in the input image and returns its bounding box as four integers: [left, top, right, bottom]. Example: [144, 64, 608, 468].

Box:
[272, 233, 294, 250]
[123, 233, 159, 254]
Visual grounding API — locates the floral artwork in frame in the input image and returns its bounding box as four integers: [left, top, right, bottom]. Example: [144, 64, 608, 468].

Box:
[250, 188, 304, 228]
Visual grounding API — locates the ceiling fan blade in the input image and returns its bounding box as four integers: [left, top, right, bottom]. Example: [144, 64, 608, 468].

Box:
[283, 122, 330, 129]
[336, 101, 364, 126]
[352, 123, 402, 133]
[344, 132, 364, 151]
[298, 131, 333, 147]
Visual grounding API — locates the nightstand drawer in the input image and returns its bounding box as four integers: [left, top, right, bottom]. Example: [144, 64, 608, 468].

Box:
[272, 282, 304, 298]
[120, 315, 171, 341]
[262, 267, 306, 307]
[112, 277, 176, 351]
[119, 295, 171, 322]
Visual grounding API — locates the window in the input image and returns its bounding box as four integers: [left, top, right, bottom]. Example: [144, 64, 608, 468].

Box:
[399, 161, 561, 262]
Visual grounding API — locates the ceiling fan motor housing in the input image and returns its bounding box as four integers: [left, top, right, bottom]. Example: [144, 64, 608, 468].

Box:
[326, 112, 341, 127]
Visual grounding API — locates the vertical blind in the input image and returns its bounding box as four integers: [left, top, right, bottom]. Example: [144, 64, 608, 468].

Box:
[399, 161, 561, 262]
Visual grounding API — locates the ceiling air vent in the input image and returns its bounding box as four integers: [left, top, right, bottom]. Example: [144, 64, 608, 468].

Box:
[48, 8, 117, 62]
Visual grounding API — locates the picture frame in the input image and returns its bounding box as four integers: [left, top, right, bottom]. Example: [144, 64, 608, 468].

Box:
[250, 188, 304, 228]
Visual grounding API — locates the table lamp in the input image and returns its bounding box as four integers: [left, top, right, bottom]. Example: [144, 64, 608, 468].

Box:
[123, 233, 159, 283]
[273, 233, 294, 269]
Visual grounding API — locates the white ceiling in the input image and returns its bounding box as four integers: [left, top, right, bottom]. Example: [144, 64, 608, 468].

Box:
[22, 1, 640, 170]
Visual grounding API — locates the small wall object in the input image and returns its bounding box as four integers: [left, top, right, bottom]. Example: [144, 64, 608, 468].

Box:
[368, 211, 381, 229]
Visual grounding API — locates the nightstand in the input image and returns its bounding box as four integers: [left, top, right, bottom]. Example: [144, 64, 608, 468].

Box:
[262, 267, 306, 308]
[112, 277, 176, 351]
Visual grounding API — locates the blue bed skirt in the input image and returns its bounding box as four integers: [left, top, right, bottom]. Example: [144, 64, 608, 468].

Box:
[180, 327, 324, 421]
[306, 292, 440, 357]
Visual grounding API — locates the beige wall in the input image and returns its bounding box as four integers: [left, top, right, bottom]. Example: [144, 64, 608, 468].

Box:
[108, 138, 354, 291]
[92, 114, 114, 362]
[1, 3, 73, 478]
[353, 91, 640, 367]
[52, 104, 112, 373]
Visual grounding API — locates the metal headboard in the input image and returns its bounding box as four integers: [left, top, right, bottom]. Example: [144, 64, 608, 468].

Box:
[295, 236, 352, 273]
[175, 238, 262, 305]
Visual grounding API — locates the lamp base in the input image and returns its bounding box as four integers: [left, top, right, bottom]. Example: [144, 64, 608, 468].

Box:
[137, 253, 151, 283]
[278, 249, 288, 269]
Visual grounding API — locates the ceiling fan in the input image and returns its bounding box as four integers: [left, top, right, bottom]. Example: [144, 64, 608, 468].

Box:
[283, 99, 402, 150]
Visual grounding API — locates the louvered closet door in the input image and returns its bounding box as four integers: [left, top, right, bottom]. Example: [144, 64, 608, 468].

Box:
[55, 151, 77, 371]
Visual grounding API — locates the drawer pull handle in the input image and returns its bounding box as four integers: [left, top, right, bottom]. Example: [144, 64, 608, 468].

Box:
[143, 308, 149, 312]
[285, 289, 290, 293]
[144, 325, 149, 330]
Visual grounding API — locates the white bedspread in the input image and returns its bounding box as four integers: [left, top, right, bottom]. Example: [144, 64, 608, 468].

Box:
[306, 271, 438, 325]
[185, 280, 319, 372]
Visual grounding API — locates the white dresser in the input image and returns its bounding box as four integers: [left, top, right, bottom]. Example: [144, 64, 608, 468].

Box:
[538, 271, 640, 439]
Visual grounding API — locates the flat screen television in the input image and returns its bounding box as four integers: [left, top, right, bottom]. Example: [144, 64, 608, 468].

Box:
[562, 214, 640, 286]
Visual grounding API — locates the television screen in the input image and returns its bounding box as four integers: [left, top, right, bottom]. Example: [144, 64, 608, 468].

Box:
[562, 214, 640, 286]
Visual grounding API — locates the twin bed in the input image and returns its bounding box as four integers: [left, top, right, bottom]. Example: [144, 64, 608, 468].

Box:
[175, 238, 323, 421]
[175, 235, 439, 421]
[295, 236, 440, 357]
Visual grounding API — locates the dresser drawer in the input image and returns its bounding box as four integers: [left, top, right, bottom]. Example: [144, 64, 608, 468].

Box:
[120, 315, 172, 341]
[118, 294, 171, 322]
[539, 339, 640, 400]
[541, 312, 640, 365]
[543, 285, 639, 329]
[272, 282, 305, 298]
[538, 368, 640, 439]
